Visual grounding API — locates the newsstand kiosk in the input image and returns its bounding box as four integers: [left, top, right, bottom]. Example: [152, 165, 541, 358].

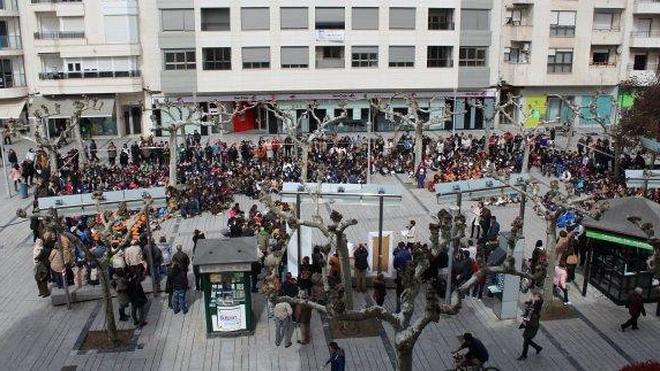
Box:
[193, 237, 258, 337]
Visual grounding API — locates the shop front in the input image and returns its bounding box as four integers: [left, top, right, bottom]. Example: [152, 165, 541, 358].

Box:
[29, 95, 117, 138]
[193, 237, 258, 337]
[582, 197, 659, 305]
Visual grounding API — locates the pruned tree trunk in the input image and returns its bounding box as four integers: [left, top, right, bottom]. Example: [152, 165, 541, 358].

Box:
[541, 216, 559, 314]
[47, 148, 59, 176]
[414, 125, 424, 171]
[521, 139, 531, 174]
[179, 125, 187, 148]
[73, 123, 88, 167]
[613, 138, 623, 177]
[395, 343, 414, 371]
[168, 130, 178, 187]
[300, 145, 309, 182]
[99, 266, 120, 345]
[336, 232, 353, 310]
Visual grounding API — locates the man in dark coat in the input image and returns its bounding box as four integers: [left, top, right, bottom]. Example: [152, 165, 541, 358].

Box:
[621, 287, 646, 331]
[126, 269, 148, 327]
[353, 243, 369, 292]
[517, 312, 542, 360]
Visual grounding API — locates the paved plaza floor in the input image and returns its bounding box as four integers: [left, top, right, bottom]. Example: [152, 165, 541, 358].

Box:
[0, 134, 657, 371]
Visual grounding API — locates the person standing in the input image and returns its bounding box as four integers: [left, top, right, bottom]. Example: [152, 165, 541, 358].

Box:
[10, 163, 21, 192]
[167, 261, 189, 314]
[353, 243, 369, 293]
[107, 141, 117, 166]
[126, 268, 148, 327]
[192, 229, 206, 291]
[295, 292, 312, 345]
[325, 342, 346, 371]
[553, 263, 570, 305]
[89, 139, 99, 162]
[621, 287, 646, 331]
[274, 301, 293, 347]
[113, 269, 131, 321]
[517, 312, 543, 360]
[372, 272, 387, 306]
[32, 239, 50, 297]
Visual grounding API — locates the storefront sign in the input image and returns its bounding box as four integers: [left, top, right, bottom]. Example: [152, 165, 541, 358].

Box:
[315, 30, 344, 42]
[212, 305, 247, 332]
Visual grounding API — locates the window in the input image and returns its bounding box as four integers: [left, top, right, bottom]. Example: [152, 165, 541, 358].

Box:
[161, 9, 194, 32]
[164, 49, 196, 70]
[591, 48, 612, 65]
[506, 8, 523, 26]
[201, 8, 230, 31]
[351, 46, 378, 67]
[105, 15, 139, 43]
[427, 46, 453, 67]
[461, 9, 489, 31]
[504, 42, 530, 63]
[593, 10, 620, 31]
[315, 8, 344, 30]
[428, 8, 454, 30]
[281, 46, 308, 68]
[633, 54, 648, 70]
[281, 7, 308, 29]
[389, 46, 415, 67]
[352, 7, 378, 30]
[550, 11, 576, 37]
[547, 49, 573, 73]
[0, 59, 13, 88]
[241, 7, 269, 31]
[459, 47, 487, 66]
[315, 46, 345, 68]
[242, 47, 270, 69]
[203, 47, 231, 70]
[389, 7, 415, 30]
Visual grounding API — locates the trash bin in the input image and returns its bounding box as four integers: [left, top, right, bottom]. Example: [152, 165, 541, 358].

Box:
[18, 182, 28, 199]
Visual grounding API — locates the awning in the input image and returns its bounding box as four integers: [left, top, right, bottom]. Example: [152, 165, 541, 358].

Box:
[586, 229, 654, 251]
[29, 96, 115, 119]
[0, 98, 27, 119]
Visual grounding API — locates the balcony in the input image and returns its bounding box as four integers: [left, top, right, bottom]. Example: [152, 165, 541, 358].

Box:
[30, 0, 82, 3]
[39, 70, 141, 80]
[630, 31, 660, 48]
[627, 63, 659, 84]
[0, 0, 19, 16]
[0, 73, 28, 99]
[0, 35, 23, 55]
[34, 31, 85, 40]
[635, 0, 660, 14]
[505, 24, 534, 41]
[591, 29, 623, 45]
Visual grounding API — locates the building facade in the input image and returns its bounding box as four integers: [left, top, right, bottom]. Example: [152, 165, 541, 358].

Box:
[0, 1, 657, 137]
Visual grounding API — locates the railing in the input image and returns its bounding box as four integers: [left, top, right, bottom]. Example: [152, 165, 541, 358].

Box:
[0, 73, 26, 88]
[0, 0, 19, 11]
[592, 27, 621, 32]
[30, 0, 82, 3]
[627, 62, 659, 71]
[39, 70, 141, 79]
[201, 22, 230, 31]
[630, 31, 660, 37]
[428, 22, 455, 31]
[589, 61, 618, 67]
[34, 31, 85, 40]
[0, 34, 22, 49]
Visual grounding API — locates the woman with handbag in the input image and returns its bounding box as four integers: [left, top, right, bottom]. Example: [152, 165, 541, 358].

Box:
[565, 241, 579, 283]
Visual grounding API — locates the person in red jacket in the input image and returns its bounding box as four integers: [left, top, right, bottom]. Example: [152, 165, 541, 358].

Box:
[621, 287, 646, 331]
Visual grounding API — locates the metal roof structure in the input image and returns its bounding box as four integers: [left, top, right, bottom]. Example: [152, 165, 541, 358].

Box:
[36, 187, 167, 216]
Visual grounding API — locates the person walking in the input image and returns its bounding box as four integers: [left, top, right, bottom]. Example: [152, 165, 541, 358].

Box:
[89, 139, 99, 162]
[32, 239, 50, 297]
[295, 291, 312, 345]
[107, 141, 117, 166]
[10, 163, 21, 192]
[554, 263, 570, 305]
[172, 244, 190, 271]
[113, 269, 131, 321]
[353, 243, 369, 292]
[372, 272, 387, 306]
[167, 261, 189, 314]
[621, 287, 646, 332]
[517, 312, 543, 360]
[274, 301, 293, 347]
[325, 342, 346, 371]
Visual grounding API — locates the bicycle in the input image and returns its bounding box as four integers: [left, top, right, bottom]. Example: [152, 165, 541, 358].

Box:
[450, 353, 500, 371]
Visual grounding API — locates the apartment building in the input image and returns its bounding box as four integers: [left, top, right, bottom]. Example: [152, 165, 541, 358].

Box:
[0, 1, 657, 137]
[496, 0, 660, 127]
[0, 0, 148, 138]
[148, 0, 501, 134]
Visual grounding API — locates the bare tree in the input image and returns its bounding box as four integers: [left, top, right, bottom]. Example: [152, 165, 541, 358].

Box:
[9, 96, 104, 174]
[259, 192, 532, 370]
[148, 98, 259, 187]
[263, 100, 348, 182]
[370, 94, 455, 171]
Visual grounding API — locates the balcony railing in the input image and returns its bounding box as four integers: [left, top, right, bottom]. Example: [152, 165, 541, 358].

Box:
[0, 73, 26, 89]
[34, 31, 85, 40]
[631, 31, 660, 37]
[30, 0, 82, 3]
[0, 34, 22, 49]
[39, 70, 141, 80]
[0, 0, 19, 11]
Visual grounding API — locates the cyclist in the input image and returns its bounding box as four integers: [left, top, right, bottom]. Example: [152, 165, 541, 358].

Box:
[452, 332, 489, 369]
